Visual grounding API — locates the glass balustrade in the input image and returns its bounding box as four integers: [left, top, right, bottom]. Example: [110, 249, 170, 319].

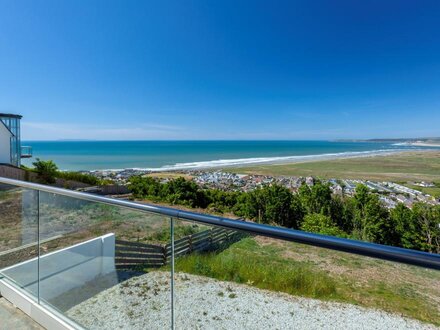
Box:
[171, 220, 440, 329]
[0, 183, 39, 301]
[0, 179, 439, 329]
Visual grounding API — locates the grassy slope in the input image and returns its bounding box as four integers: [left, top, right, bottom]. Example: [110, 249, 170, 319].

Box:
[227, 151, 440, 182]
[173, 237, 440, 326]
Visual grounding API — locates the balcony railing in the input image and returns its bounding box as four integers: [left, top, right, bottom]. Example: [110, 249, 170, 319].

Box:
[20, 146, 33, 158]
[0, 176, 439, 330]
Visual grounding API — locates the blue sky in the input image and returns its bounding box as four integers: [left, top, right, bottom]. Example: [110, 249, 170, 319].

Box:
[1, 0, 439, 140]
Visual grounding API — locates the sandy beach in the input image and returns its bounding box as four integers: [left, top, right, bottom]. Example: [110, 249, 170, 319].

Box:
[139, 149, 412, 172]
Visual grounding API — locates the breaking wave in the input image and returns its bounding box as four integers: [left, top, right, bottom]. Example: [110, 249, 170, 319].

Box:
[98, 148, 410, 172]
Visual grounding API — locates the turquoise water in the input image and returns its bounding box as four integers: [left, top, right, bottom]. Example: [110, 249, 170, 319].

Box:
[21, 140, 421, 171]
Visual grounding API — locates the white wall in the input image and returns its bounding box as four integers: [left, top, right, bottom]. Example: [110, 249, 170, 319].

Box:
[0, 123, 11, 164]
[1, 234, 116, 301]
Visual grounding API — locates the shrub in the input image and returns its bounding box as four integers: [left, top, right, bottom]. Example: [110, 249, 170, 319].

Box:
[301, 213, 346, 237]
[32, 158, 58, 184]
[57, 171, 100, 185]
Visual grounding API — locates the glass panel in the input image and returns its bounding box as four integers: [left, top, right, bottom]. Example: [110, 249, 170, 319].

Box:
[0, 116, 21, 166]
[38, 191, 172, 329]
[173, 219, 440, 328]
[172, 219, 249, 328]
[0, 183, 39, 299]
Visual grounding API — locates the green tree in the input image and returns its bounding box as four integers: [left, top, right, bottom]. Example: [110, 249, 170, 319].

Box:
[290, 193, 305, 229]
[32, 158, 58, 184]
[330, 195, 354, 233]
[363, 194, 393, 244]
[301, 213, 346, 237]
[412, 203, 440, 253]
[353, 184, 370, 207]
[126, 175, 440, 253]
[56, 171, 100, 185]
[390, 203, 417, 249]
[205, 190, 243, 214]
[160, 177, 202, 207]
[244, 184, 295, 226]
[352, 184, 393, 244]
[128, 176, 161, 199]
[298, 181, 332, 215]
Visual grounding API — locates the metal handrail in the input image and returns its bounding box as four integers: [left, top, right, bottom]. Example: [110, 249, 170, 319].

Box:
[1, 176, 440, 270]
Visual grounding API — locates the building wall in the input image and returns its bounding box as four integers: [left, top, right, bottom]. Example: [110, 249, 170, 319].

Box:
[0, 124, 11, 164]
[0, 164, 39, 181]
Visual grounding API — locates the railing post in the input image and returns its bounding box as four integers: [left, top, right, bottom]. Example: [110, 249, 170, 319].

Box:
[37, 189, 40, 304]
[170, 217, 175, 330]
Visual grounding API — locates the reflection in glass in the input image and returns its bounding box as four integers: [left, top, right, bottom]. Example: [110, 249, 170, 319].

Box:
[0, 184, 39, 299]
[37, 191, 172, 329]
[172, 219, 440, 328]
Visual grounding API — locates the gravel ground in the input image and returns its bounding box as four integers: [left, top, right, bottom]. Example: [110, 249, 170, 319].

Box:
[67, 271, 438, 330]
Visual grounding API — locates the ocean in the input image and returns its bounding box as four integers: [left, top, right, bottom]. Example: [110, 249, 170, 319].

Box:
[20, 140, 424, 172]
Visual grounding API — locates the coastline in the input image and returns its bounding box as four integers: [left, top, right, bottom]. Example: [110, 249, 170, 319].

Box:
[90, 148, 419, 173]
[86, 149, 440, 183]
[23, 140, 428, 172]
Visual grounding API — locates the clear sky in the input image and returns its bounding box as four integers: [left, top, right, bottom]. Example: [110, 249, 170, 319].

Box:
[1, 0, 439, 140]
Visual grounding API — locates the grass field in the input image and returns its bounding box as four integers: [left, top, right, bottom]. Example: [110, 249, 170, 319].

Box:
[146, 172, 193, 180]
[404, 184, 440, 198]
[173, 236, 440, 326]
[228, 151, 440, 182]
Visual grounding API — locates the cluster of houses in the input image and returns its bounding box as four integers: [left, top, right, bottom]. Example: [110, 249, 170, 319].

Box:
[191, 171, 310, 192]
[331, 179, 438, 208]
[414, 181, 435, 188]
[384, 182, 438, 207]
[87, 168, 147, 183]
[191, 171, 439, 209]
[88, 168, 439, 210]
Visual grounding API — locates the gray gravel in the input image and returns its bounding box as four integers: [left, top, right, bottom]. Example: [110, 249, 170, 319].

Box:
[67, 271, 438, 330]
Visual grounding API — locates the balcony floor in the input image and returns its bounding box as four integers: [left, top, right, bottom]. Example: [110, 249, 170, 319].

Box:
[0, 297, 44, 330]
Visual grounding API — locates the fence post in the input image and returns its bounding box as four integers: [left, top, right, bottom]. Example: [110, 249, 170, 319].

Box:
[188, 234, 193, 253]
[163, 245, 167, 265]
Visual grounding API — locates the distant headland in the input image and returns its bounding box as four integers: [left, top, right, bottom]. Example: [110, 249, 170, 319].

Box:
[336, 137, 440, 147]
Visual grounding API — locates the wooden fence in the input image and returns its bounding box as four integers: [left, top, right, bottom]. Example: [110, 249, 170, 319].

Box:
[115, 227, 241, 270]
[115, 240, 166, 270]
[0, 227, 242, 271]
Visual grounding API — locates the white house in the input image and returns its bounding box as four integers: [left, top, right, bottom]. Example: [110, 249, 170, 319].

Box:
[0, 118, 13, 164]
[0, 113, 31, 167]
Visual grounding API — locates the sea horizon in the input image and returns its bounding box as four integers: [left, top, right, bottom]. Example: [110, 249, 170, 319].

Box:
[21, 140, 429, 172]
